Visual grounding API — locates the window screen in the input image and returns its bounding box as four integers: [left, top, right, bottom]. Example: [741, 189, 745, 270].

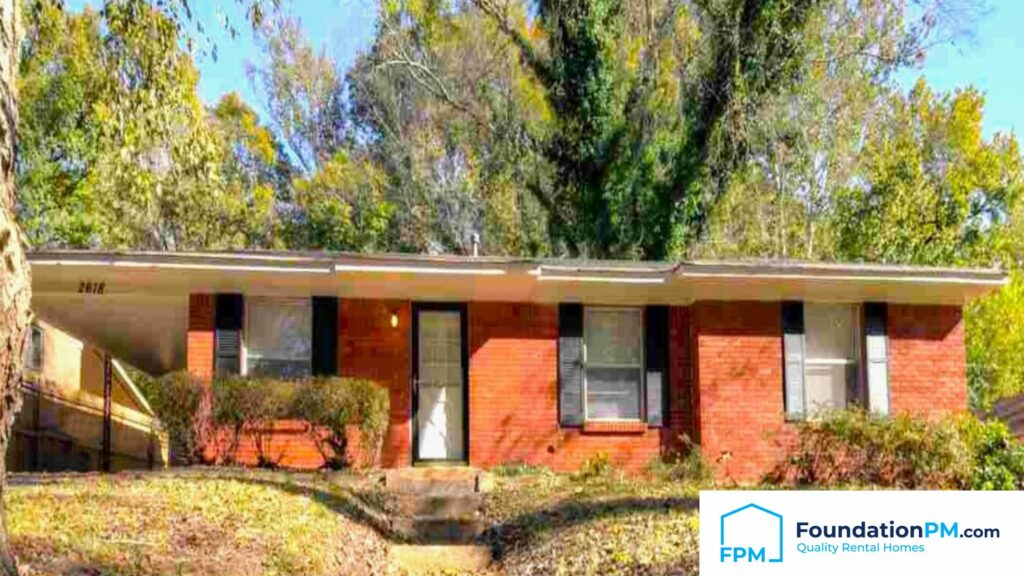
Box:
[803, 303, 858, 413]
[246, 297, 312, 378]
[584, 308, 643, 420]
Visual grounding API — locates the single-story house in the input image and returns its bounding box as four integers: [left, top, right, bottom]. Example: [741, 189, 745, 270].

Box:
[28, 250, 1005, 481]
[9, 318, 168, 472]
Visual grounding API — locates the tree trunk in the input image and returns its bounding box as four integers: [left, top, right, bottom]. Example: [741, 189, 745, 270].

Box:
[0, 0, 28, 573]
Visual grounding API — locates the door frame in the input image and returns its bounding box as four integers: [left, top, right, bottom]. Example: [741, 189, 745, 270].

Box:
[411, 302, 470, 464]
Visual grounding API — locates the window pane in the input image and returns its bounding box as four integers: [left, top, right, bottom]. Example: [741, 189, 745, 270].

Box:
[586, 367, 641, 420]
[804, 364, 849, 412]
[803, 304, 858, 413]
[804, 304, 856, 361]
[585, 309, 642, 365]
[247, 298, 312, 378]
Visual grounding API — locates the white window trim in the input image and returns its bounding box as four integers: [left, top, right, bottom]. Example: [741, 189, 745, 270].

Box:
[242, 296, 313, 378]
[582, 306, 645, 423]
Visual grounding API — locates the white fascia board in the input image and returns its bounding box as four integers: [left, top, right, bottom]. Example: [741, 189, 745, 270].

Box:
[333, 263, 507, 275]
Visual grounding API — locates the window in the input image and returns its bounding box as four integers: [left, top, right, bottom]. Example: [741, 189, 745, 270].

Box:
[24, 325, 43, 372]
[786, 303, 860, 416]
[245, 297, 312, 378]
[583, 307, 643, 421]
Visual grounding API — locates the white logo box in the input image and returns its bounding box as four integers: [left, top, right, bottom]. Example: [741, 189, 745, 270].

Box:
[700, 490, 1022, 575]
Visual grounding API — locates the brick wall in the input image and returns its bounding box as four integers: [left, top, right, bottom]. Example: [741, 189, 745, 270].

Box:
[339, 299, 412, 468]
[691, 301, 793, 483]
[468, 302, 676, 473]
[665, 306, 696, 449]
[887, 304, 967, 416]
[186, 294, 214, 382]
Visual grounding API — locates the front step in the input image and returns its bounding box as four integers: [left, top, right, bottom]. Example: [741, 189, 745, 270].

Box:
[393, 516, 485, 544]
[391, 492, 483, 517]
[388, 544, 492, 575]
[385, 467, 480, 495]
[385, 467, 489, 546]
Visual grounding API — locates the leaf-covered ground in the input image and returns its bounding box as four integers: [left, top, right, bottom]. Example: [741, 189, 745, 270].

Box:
[479, 472, 701, 576]
[6, 469, 701, 576]
[6, 472, 389, 576]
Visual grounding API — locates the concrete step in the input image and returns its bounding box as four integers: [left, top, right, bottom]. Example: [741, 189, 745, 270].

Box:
[391, 492, 483, 518]
[388, 544, 492, 575]
[393, 516, 486, 544]
[385, 467, 480, 495]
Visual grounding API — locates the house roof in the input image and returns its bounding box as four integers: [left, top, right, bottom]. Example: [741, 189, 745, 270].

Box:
[28, 249, 1007, 375]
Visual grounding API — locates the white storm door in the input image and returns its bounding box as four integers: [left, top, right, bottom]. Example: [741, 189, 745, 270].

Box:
[416, 309, 465, 461]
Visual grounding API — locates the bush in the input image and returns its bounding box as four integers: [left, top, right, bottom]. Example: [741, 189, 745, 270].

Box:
[212, 376, 297, 467]
[774, 410, 1024, 489]
[293, 377, 390, 468]
[772, 410, 970, 488]
[648, 436, 713, 484]
[573, 452, 614, 481]
[142, 371, 206, 465]
[956, 415, 1024, 490]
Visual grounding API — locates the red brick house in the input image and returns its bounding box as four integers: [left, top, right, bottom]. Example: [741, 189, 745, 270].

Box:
[28, 251, 1005, 481]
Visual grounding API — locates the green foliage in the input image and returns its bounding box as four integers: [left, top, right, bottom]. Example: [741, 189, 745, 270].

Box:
[573, 452, 615, 481]
[833, 80, 1023, 266]
[967, 272, 1024, 408]
[293, 377, 390, 468]
[490, 461, 553, 477]
[647, 442, 713, 485]
[138, 370, 206, 465]
[774, 410, 1024, 489]
[17, 1, 290, 250]
[956, 415, 1024, 490]
[288, 152, 394, 252]
[212, 376, 297, 467]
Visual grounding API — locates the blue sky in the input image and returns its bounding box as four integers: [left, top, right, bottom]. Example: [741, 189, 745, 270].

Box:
[895, 0, 1024, 138]
[70, 0, 1021, 138]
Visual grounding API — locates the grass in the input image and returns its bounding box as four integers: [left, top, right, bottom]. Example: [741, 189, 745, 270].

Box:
[480, 469, 701, 576]
[6, 467, 703, 576]
[6, 471, 389, 576]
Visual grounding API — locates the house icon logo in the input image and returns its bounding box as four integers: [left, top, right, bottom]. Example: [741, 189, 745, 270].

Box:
[719, 503, 784, 563]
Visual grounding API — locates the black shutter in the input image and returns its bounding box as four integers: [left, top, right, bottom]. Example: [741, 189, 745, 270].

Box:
[781, 301, 805, 418]
[311, 296, 339, 376]
[864, 302, 889, 414]
[215, 294, 244, 376]
[644, 306, 669, 427]
[558, 303, 584, 426]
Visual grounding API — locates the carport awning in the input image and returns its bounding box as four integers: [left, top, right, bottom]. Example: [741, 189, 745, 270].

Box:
[28, 250, 1008, 375]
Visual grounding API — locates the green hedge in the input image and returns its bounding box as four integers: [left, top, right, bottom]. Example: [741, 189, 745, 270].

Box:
[772, 410, 1024, 489]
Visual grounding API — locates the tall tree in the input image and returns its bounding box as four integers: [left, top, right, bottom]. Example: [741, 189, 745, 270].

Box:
[0, 1, 278, 571]
[0, 0, 30, 571]
[696, 0, 919, 260]
[833, 80, 1021, 266]
[248, 14, 347, 174]
[467, 0, 824, 258]
[349, 1, 551, 254]
[17, 2, 287, 250]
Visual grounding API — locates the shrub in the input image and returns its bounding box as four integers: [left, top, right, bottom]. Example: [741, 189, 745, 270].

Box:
[956, 415, 1024, 490]
[573, 452, 614, 481]
[142, 371, 206, 464]
[772, 410, 970, 488]
[774, 410, 1024, 489]
[293, 377, 390, 468]
[212, 376, 297, 468]
[648, 436, 713, 484]
[490, 461, 552, 477]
